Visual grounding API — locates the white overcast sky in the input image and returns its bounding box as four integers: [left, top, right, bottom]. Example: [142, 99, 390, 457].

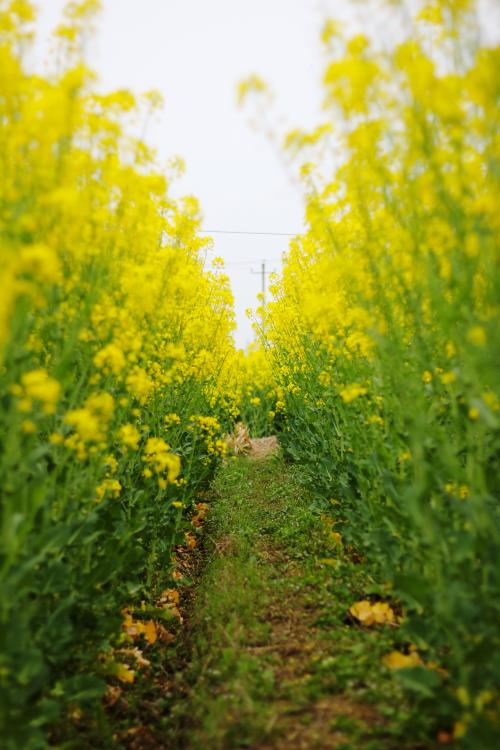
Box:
[34, 0, 498, 347]
[33, 0, 359, 347]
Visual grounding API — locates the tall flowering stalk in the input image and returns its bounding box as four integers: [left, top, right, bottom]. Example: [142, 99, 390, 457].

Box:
[264, 1, 500, 744]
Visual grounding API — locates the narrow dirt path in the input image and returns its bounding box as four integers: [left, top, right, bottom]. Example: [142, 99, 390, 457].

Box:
[172, 446, 423, 750]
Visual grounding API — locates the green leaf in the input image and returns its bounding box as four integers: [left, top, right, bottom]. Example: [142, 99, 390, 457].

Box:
[393, 574, 430, 608]
[395, 666, 441, 698]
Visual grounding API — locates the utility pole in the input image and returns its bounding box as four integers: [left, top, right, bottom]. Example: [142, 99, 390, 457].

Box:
[251, 260, 270, 309]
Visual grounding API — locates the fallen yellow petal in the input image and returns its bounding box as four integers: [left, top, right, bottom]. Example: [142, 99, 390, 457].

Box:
[115, 662, 136, 684]
[382, 650, 422, 669]
[349, 600, 376, 626]
[349, 599, 396, 626]
[143, 620, 157, 645]
[371, 601, 396, 624]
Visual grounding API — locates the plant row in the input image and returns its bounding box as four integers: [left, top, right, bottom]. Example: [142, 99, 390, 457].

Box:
[262, 2, 500, 746]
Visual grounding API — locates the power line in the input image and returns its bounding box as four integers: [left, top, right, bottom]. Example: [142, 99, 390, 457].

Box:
[201, 229, 298, 237]
[224, 258, 282, 266]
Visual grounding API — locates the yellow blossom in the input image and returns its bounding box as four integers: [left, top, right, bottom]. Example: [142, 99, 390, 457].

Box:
[118, 424, 141, 450]
[126, 366, 154, 404]
[143, 437, 181, 482]
[19, 244, 61, 284]
[64, 408, 102, 442]
[467, 326, 486, 347]
[339, 384, 367, 403]
[367, 414, 384, 426]
[19, 369, 61, 414]
[440, 371, 456, 385]
[93, 343, 126, 374]
[21, 419, 36, 434]
[104, 454, 118, 473]
[95, 478, 122, 501]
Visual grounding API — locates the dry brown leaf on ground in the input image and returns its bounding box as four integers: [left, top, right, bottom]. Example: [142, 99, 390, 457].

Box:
[224, 422, 252, 455]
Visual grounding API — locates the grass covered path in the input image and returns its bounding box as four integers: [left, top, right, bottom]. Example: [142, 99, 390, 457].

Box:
[172, 446, 433, 750]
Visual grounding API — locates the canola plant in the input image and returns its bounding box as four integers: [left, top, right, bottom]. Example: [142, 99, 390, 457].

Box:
[0, 2, 240, 744]
[262, 1, 499, 744]
[1, 0, 499, 747]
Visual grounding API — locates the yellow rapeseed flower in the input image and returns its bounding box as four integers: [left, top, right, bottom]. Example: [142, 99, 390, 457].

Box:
[339, 384, 367, 403]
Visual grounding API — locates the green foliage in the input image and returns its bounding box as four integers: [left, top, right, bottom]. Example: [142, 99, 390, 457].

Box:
[0, 4, 237, 744]
[263, 3, 500, 744]
[274, 332, 500, 745]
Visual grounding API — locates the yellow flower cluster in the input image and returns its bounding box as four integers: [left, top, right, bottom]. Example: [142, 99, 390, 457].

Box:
[339, 384, 368, 404]
[0, 2, 241, 738]
[142, 438, 181, 488]
[62, 392, 114, 458]
[96, 478, 122, 502]
[11, 369, 61, 415]
[255, 1, 500, 742]
[119, 424, 141, 451]
[189, 415, 228, 458]
[232, 346, 278, 436]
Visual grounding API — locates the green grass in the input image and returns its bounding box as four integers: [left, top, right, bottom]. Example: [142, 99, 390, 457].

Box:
[175, 453, 438, 750]
[176, 456, 284, 749]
